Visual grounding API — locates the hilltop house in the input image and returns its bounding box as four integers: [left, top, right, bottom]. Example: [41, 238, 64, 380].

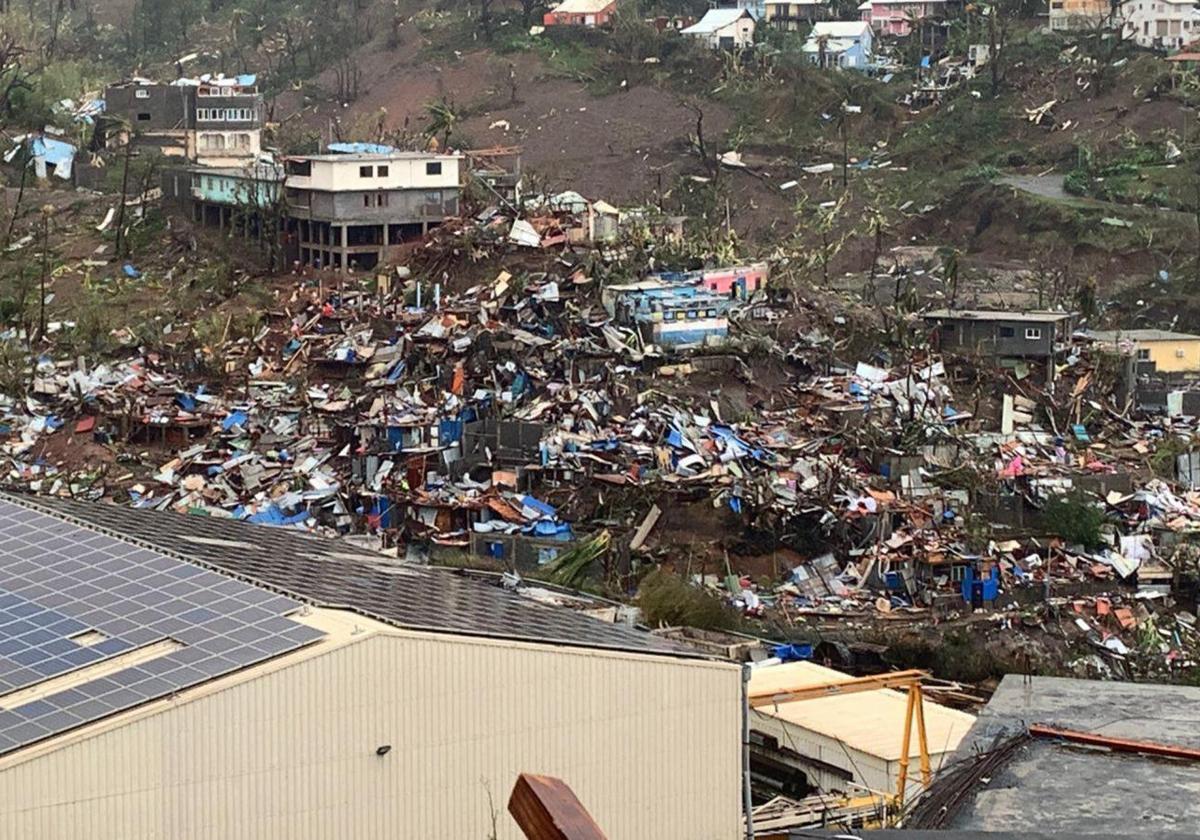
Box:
[102, 75, 263, 167]
[163, 149, 462, 274]
[681, 8, 757, 47]
[1049, 0, 1114, 30]
[543, 0, 618, 26]
[1120, 0, 1200, 49]
[764, 0, 834, 29]
[860, 0, 950, 35]
[804, 21, 874, 68]
[1084, 329, 1200, 374]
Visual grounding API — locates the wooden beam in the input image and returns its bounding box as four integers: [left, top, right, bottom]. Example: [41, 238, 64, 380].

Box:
[508, 773, 608, 840]
[1029, 724, 1200, 761]
[748, 669, 929, 708]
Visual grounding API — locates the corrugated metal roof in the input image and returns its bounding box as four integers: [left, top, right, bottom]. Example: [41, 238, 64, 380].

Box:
[923, 309, 1072, 323]
[551, 0, 615, 13]
[749, 662, 976, 761]
[682, 8, 751, 33]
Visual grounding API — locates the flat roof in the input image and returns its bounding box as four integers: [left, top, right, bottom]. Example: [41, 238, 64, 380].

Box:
[924, 309, 1073, 323]
[749, 662, 976, 761]
[1084, 328, 1200, 342]
[12, 495, 682, 656]
[946, 675, 1200, 834]
[289, 152, 462, 162]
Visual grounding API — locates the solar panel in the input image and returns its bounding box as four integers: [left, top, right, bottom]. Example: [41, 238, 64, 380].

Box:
[0, 500, 326, 756]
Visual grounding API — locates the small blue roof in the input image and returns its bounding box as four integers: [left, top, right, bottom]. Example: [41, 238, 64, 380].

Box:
[328, 142, 397, 155]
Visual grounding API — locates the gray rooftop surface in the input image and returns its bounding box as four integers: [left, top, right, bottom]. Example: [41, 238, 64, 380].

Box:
[9, 494, 682, 656]
[923, 309, 1073, 323]
[1085, 328, 1200, 342]
[946, 675, 1200, 834]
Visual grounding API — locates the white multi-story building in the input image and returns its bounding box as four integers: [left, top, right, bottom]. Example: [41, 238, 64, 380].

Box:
[1120, 0, 1200, 49]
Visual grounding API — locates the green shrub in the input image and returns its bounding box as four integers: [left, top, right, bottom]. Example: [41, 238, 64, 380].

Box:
[636, 569, 740, 631]
[1041, 493, 1106, 550]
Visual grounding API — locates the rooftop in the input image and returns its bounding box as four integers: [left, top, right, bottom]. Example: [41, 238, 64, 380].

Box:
[946, 675, 1200, 834]
[810, 20, 872, 37]
[923, 309, 1073, 323]
[549, 0, 616, 13]
[0, 497, 324, 757]
[681, 8, 753, 32]
[1084, 328, 1200, 342]
[749, 661, 976, 761]
[288, 152, 461, 163]
[11, 494, 681, 656]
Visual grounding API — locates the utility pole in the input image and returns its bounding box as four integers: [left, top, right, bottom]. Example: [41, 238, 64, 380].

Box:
[114, 121, 135, 258]
[38, 204, 52, 341]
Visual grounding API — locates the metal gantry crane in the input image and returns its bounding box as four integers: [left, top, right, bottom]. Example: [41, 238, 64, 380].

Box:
[748, 668, 934, 807]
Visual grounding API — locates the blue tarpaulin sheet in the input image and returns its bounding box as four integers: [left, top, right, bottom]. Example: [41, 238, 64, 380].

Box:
[772, 643, 813, 662]
[328, 141, 396, 155]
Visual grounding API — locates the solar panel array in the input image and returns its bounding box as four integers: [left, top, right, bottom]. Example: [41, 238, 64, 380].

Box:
[26, 495, 685, 654]
[0, 500, 325, 756]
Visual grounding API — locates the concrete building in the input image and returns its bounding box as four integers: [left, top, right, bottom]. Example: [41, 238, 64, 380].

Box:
[923, 309, 1075, 382]
[748, 661, 975, 802]
[1085, 328, 1200, 373]
[103, 76, 263, 167]
[161, 150, 463, 274]
[681, 8, 757, 48]
[1049, 0, 1114, 30]
[283, 151, 461, 272]
[1120, 0, 1200, 49]
[0, 494, 742, 840]
[764, 0, 834, 30]
[943, 675, 1200, 834]
[860, 0, 949, 35]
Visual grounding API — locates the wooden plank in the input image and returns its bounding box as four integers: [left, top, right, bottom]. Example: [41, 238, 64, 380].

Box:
[508, 773, 608, 840]
[628, 504, 662, 552]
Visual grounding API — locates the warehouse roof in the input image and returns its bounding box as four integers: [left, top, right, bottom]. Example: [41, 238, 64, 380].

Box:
[947, 675, 1200, 834]
[748, 661, 975, 761]
[9, 495, 679, 655]
[0, 497, 325, 757]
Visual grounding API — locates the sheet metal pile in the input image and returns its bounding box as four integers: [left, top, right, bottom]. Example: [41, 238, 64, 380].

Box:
[4, 202, 1200, 679]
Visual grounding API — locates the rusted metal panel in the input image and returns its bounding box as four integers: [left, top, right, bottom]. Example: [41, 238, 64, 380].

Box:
[1030, 723, 1200, 760]
[508, 773, 608, 840]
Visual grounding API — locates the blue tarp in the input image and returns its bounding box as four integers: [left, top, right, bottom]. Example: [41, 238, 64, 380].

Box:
[176, 393, 197, 411]
[328, 141, 396, 155]
[29, 135, 76, 166]
[772, 643, 813, 662]
[245, 506, 310, 527]
[122, 264, 141, 279]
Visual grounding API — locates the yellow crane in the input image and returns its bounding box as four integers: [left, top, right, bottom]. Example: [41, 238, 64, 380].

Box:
[747, 668, 933, 808]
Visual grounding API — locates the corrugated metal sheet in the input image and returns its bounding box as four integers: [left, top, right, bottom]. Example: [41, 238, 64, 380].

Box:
[0, 630, 741, 840]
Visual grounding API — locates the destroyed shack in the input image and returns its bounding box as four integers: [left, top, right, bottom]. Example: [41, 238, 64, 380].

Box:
[924, 309, 1074, 383]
